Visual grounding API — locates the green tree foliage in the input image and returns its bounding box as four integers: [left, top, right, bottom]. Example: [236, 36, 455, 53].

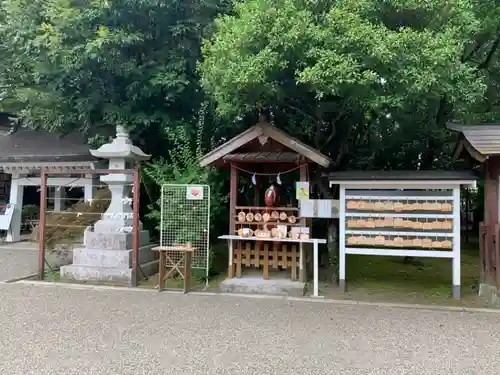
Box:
[0, 0, 232, 242]
[0, 0, 229, 137]
[142, 104, 228, 238]
[1, 0, 499, 257]
[200, 0, 500, 170]
[199, 0, 500, 276]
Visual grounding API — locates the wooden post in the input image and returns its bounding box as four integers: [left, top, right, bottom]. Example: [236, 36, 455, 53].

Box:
[263, 243, 269, 280]
[494, 224, 500, 288]
[184, 251, 193, 294]
[158, 251, 166, 291]
[290, 245, 297, 281]
[465, 188, 470, 243]
[38, 170, 48, 280]
[254, 174, 260, 206]
[299, 163, 308, 282]
[229, 164, 238, 235]
[131, 167, 140, 287]
[484, 159, 500, 285]
[479, 222, 485, 282]
[229, 164, 238, 278]
[236, 241, 242, 277]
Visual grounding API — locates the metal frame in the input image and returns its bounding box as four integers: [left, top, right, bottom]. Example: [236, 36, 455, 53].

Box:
[38, 168, 141, 286]
[159, 184, 211, 285]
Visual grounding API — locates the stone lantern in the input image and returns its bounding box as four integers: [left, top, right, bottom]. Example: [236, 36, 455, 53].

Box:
[60, 125, 157, 282]
[90, 125, 150, 232]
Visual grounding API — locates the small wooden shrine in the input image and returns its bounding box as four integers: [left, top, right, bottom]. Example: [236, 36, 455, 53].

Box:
[200, 118, 330, 285]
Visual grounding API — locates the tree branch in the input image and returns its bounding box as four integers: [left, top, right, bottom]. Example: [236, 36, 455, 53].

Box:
[320, 101, 349, 150]
[284, 100, 318, 123]
[314, 106, 324, 149]
[477, 33, 500, 71]
[461, 40, 486, 62]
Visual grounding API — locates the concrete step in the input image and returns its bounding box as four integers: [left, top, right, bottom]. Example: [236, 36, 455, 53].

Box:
[220, 277, 305, 297]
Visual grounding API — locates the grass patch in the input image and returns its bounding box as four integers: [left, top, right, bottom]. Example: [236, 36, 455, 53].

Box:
[138, 272, 226, 292]
[316, 240, 488, 307]
[44, 268, 61, 282]
[40, 240, 488, 308]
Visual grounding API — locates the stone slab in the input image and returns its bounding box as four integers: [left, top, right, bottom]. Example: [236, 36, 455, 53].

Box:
[60, 259, 159, 283]
[220, 277, 305, 297]
[71, 244, 157, 268]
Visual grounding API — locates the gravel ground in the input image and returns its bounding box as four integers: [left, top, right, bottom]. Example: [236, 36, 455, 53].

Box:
[0, 243, 38, 281]
[0, 283, 499, 375]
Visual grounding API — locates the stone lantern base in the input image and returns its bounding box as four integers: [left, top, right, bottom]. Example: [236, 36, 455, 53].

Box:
[60, 229, 158, 283]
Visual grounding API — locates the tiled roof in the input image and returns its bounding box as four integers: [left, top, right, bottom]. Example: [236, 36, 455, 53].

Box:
[0, 113, 93, 162]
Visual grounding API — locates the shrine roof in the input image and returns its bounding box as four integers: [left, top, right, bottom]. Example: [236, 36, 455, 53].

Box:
[199, 120, 331, 168]
[0, 113, 93, 163]
[446, 123, 500, 163]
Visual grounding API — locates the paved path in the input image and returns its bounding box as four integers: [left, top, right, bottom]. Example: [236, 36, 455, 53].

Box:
[0, 283, 499, 374]
[0, 242, 38, 281]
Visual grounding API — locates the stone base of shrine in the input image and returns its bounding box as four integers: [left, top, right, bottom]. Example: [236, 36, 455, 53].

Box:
[60, 244, 158, 283]
[478, 283, 500, 306]
[220, 276, 305, 297]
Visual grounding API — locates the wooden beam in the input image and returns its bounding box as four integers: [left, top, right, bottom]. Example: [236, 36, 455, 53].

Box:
[262, 124, 331, 167]
[199, 122, 332, 167]
[452, 138, 486, 163]
[223, 152, 301, 163]
[199, 127, 264, 167]
[18, 177, 92, 187]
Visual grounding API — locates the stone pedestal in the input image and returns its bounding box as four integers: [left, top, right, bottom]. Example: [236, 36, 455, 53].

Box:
[60, 229, 158, 282]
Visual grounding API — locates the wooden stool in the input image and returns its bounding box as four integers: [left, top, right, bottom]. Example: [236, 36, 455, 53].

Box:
[153, 244, 195, 293]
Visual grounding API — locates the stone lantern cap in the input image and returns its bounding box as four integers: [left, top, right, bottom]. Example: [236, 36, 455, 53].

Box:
[89, 125, 151, 162]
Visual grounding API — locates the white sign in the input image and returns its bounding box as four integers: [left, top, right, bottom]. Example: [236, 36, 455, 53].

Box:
[300, 199, 339, 218]
[0, 204, 15, 230]
[186, 185, 204, 200]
